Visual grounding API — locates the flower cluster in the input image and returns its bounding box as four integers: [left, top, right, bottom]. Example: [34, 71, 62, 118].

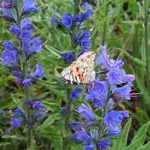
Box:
[11, 100, 46, 129]
[51, 2, 93, 62]
[70, 46, 135, 150]
[0, 0, 45, 129]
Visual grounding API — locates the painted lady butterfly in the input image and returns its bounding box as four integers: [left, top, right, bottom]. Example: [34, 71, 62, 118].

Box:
[61, 51, 96, 84]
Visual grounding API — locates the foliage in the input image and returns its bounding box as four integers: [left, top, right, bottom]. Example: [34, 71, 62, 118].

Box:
[0, 0, 150, 150]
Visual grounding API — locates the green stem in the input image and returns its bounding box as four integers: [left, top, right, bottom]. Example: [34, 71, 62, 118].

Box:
[63, 87, 72, 150]
[102, 2, 109, 45]
[73, 0, 80, 15]
[97, 85, 111, 150]
[144, 0, 150, 89]
[62, 2, 81, 149]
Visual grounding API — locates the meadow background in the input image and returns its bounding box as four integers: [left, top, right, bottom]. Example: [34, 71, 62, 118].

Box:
[0, 0, 150, 150]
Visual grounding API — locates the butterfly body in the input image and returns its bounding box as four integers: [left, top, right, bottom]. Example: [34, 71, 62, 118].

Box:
[61, 51, 96, 84]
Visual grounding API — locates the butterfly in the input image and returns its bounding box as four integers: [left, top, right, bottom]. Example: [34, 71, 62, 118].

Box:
[61, 51, 96, 84]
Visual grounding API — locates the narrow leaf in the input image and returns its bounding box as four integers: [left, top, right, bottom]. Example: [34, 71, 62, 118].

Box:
[112, 119, 132, 150]
[125, 121, 150, 150]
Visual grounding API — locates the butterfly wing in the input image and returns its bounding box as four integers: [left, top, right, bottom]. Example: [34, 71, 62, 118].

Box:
[61, 51, 96, 84]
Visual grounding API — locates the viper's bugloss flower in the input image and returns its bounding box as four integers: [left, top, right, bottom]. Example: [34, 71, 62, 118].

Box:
[13, 108, 24, 117]
[96, 45, 124, 70]
[86, 79, 108, 108]
[77, 104, 96, 121]
[11, 118, 23, 128]
[22, 78, 32, 87]
[68, 122, 81, 129]
[70, 87, 82, 100]
[74, 2, 93, 23]
[112, 83, 132, 100]
[32, 100, 46, 112]
[84, 145, 94, 150]
[61, 52, 75, 62]
[9, 25, 20, 36]
[71, 128, 92, 144]
[61, 13, 73, 28]
[31, 64, 44, 79]
[3, 40, 17, 50]
[1, 0, 13, 9]
[103, 110, 129, 134]
[50, 16, 60, 26]
[80, 31, 91, 49]
[1, 49, 18, 66]
[107, 68, 125, 85]
[60, 107, 67, 115]
[1, 40, 18, 66]
[22, 0, 38, 15]
[30, 112, 45, 122]
[98, 139, 111, 150]
[0, 0, 16, 21]
[0, 109, 4, 115]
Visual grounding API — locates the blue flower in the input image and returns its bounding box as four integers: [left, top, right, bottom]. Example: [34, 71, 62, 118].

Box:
[0, 109, 4, 115]
[103, 110, 129, 133]
[22, 78, 32, 87]
[19, 19, 42, 55]
[3, 40, 17, 50]
[20, 18, 33, 31]
[98, 139, 111, 150]
[73, 14, 83, 23]
[22, 0, 39, 15]
[72, 30, 84, 45]
[60, 107, 67, 115]
[68, 122, 81, 129]
[12, 71, 23, 78]
[31, 64, 44, 79]
[124, 74, 135, 83]
[84, 145, 94, 150]
[31, 112, 46, 122]
[82, 9, 93, 20]
[96, 45, 124, 70]
[107, 68, 125, 85]
[81, 37, 91, 49]
[0, 0, 16, 22]
[70, 87, 82, 100]
[73, 2, 93, 23]
[86, 79, 108, 108]
[30, 37, 42, 54]
[61, 13, 73, 28]
[80, 31, 91, 49]
[9, 25, 20, 36]
[1, 0, 13, 9]
[50, 16, 61, 26]
[112, 83, 132, 100]
[11, 118, 23, 128]
[82, 2, 91, 11]
[71, 128, 92, 144]
[107, 130, 121, 137]
[61, 52, 75, 62]
[13, 108, 24, 117]
[32, 100, 45, 112]
[1, 49, 18, 66]
[77, 104, 96, 121]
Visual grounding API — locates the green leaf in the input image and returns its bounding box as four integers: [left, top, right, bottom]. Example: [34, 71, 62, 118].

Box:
[125, 121, 150, 150]
[0, 142, 11, 147]
[112, 119, 132, 150]
[37, 113, 61, 130]
[2, 135, 26, 141]
[137, 142, 150, 150]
